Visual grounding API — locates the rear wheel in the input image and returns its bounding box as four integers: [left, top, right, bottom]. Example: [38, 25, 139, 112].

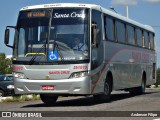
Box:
[40, 94, 58, 105]
[93, 76, 112, 103]
[138, 76, 146, 94]
[129, 74, 146, 95]
[0, 90, 5, 97]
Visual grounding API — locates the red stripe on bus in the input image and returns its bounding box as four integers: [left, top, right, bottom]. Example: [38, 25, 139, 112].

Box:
[90, 48, 152, 94]
[90, 48, 129, 94]
[91, 61, 109, 94]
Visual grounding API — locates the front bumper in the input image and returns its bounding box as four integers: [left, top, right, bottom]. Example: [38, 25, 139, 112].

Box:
[14, 76, 91, 95]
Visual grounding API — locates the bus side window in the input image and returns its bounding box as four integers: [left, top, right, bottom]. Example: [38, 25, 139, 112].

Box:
[127, 25, 135, 45]
[104, 16, 114, 41]
[116, 21, 126, 43]
[149, 33, 154, 50]
[136, 28, 143, 47]
[144, 31, 149, 48]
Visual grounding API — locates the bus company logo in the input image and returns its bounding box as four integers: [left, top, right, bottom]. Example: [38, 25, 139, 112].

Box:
[2, 112, 11, 117]
[132, 52, 150, 63]
[1, 112, 42, 118]
[53, 12, 85, 19]
[49, 71, 70, 75]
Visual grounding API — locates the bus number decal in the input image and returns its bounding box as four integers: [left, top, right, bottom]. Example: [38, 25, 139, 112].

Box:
[73, 66, 88, 70]
[12, 66, 24, 71]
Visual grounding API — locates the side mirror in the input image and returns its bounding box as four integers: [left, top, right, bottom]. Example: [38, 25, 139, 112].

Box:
[4, 26, 16, 48]
[91, 24, 97, 48]
[4, 29, 10, 45]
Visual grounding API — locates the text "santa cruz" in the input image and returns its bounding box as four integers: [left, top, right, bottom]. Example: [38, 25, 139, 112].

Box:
[53, 12, 85, 18]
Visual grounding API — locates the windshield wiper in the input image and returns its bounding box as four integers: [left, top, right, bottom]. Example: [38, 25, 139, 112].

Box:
[28, 40, 64, 65]
[28, 43, 47, 65]
[53, 40, 64, 61]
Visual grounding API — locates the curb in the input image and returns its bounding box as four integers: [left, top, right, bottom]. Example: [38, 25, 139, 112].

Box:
[0, 95, 40, 102]
[0, 96, 13, 102]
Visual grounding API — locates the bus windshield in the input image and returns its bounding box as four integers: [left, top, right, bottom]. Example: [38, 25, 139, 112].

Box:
[13, 8, 89, 63]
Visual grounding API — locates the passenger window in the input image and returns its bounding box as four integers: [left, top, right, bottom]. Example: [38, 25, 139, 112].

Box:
[105, 17, 114, 41]
[136, 28, 143, 47]
[144, 31, 149, 48]
[116, 21, 126, 43]
[149, 33, 154, 50]
[127, 25, 135, 45]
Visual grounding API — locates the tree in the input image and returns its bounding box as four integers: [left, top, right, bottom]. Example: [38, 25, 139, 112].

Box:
[0, 53, 12, 74]
[155, 68, 160, 87]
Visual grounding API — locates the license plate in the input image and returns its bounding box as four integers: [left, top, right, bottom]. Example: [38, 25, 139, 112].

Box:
[42, 85, 55, 90]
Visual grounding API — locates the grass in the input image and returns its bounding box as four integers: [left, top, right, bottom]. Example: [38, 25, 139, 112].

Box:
[146, 87, 160, 90]
[1, 94, 40, 102]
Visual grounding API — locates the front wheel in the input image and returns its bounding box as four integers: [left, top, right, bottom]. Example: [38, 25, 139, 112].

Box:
[93, 76, 112, 103]
[40, 94, 58, 105]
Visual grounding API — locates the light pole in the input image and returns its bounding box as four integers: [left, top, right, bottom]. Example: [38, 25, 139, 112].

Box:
[126, 6, 129, 18]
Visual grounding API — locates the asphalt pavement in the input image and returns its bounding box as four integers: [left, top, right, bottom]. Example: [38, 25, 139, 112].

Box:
[0, 89, 160, 120]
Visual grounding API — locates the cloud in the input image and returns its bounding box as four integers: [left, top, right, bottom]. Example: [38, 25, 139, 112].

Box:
[111, 0, 138, 6]
[145, 0, 160, 3]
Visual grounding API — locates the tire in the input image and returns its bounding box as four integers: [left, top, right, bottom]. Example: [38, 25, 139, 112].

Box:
[0, 90, 5, 97]
[93, 76, 112, 103]
[129, 75, 146, 95]
[137, 75, 146, 95]
[40, 94, 58, 105]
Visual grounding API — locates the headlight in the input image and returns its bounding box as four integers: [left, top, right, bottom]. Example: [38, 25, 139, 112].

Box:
[70, 71, 88, 78]
[7, 85, 14, 89]
[13, 72, 26, 79]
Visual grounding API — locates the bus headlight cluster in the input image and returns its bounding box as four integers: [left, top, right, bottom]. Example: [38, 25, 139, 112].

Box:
[70, 71, 88, 78]
[13, 72, 26, 79]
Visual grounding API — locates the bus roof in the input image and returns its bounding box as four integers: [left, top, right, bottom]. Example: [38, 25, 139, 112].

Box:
[20, 3, 154, 33]
[20, 3, 99, 10]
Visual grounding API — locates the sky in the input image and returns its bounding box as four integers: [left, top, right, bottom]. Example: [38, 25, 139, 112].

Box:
[0, 0, 160, 66]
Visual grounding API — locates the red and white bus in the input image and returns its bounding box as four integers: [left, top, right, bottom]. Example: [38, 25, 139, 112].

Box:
[4, 3, 156, 104]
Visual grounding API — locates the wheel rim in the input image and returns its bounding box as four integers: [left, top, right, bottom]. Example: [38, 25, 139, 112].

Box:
[104, 82, 110, 95]
[141, 80, 145, 93]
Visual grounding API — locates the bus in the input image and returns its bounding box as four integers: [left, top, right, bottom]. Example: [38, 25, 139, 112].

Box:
[4, 3, 156, 104]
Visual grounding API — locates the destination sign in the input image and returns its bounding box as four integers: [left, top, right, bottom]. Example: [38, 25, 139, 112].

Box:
[27, 12, 49, 18]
